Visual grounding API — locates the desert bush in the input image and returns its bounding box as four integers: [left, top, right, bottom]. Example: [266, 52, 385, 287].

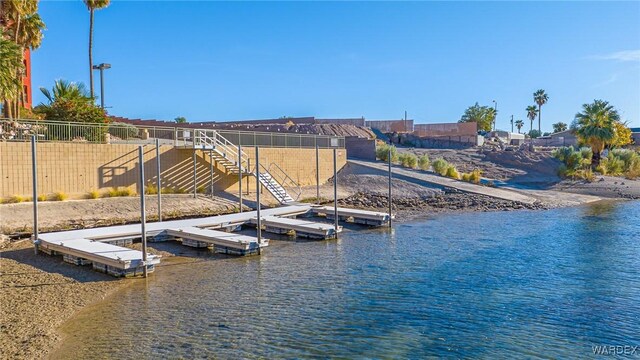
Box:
[145, 184, 158, 195]
[87, 190, 100, 199]
[106, 187, 133, 197]
[196, 185, 207, 194]
[37, 194, 47, 202]
[418, 154, 430, 171]
[445, 165, 460, 179]
[461, 169, 482, 184]
[376, 144, 399, 162]
[432, 158, 449, 176]
[51, 192, 68, 201]
[5, 195, 25, 203]
[553, 146, 593, 180]
[161, 187, 175, 194]
[398, 153, 418, 168]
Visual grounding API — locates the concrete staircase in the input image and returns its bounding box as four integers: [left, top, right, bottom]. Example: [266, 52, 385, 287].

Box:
[188, 130, 299, 204]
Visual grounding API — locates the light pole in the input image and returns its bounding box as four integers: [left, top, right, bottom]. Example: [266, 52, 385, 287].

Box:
[92, 63, 111, 109]
[510, 115, 514, 133]
[492, 100, 497, 131]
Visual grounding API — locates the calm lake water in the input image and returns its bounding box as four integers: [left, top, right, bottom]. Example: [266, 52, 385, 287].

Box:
[53, 201, 640, 359]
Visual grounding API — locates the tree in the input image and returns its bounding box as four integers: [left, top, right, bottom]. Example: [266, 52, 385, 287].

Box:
[35, 80, 106, 123]
[0, 28, 24, 118]
[1, 0, 45, 118]
[574, 100, 620, 167]
[83, 0, 111, 99]
[552, 122, 568, 133]
[526, 105, 538, 133]
[459, 102, 496, 131]
[528, 129, 541, 139]
[610, 121, 632, 148]
[515, 119, 524, 134]
[174, 116, 187, 124]
[533, 89, 548, 133]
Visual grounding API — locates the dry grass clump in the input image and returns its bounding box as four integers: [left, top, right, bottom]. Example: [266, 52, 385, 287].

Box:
[418, 154, 430, 171]
[145, 184, 158, 195]
[445, 165, 460, 180]
[461, 169, 482, 184]
[86, 190, 100, 199]
[50, 192, 68, 201]
[106, 187, 133, 197]
[432, 158, 449, 176]
[5, 195, 26, 204]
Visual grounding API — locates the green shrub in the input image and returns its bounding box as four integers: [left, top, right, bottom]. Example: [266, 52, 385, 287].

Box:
[432, 158, 449, 176]
[445, 165, 460, 179]
[376, 144, 398, 162]
[418, 155, 430, 171]
[398, 153, 418, 168]
[108, 122, 139, 140]
[51, 192, 68, 201]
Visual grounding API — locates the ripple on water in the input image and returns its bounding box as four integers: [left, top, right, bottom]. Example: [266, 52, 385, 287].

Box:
[52, 201, 640, 359]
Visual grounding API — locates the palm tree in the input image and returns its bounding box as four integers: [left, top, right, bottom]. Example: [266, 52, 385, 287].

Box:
[39, 80, 91, 105]
[0, 28, 24, 118]
[533, 89, 549, 133]
[574, 100, 619, 168]
[526, 105, 538, 133]
[515, 119, 524, 134]
[552, 122, 568, 133]
[83, 0, 111, 99]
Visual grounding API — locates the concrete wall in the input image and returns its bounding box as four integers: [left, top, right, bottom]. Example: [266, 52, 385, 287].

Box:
[410, 135, 484, 149]
[413, 122, 477, 137]
[365, 120, 414, 133]
[344, 137, 376, 160]
[0, 142, 346, 200]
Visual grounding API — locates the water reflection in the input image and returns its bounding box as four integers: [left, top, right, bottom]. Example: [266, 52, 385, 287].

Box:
[52, 201, 640, 359]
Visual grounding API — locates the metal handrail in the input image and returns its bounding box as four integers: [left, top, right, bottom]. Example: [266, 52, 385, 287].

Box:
[267, 162, 302, 201]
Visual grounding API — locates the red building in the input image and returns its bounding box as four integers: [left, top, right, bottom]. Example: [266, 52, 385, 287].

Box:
[21, 48, 32, 109]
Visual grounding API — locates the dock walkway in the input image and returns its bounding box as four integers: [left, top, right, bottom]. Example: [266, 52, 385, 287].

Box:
[253, 215, 342, 239]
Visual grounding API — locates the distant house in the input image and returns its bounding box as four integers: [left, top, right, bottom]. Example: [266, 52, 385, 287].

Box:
[631, 127, 640, 144]
[531, 129, 578, 147]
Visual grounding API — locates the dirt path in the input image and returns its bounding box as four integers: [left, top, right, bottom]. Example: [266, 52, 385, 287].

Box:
[349, 159, 539, 204]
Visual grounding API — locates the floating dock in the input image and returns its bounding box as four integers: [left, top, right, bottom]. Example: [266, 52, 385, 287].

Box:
[252, 215, 342, 240]
[164, 227, 266, 255]
[311, 206, 394, 226]
[36, 204, 393, 277]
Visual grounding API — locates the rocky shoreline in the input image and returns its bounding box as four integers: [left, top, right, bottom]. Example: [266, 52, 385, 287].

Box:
[337, 190, 548, 218]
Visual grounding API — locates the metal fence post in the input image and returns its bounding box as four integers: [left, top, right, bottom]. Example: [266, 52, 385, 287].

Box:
[333, 149, 338, 238]
[210, 150, 214, 198]
[31, 136, 39, 255]
[255, 147, 262, 251]
[193, 151, 197, 198]
[156, 139, 162, 222]
[138, 146, 148, 278]
[247, 158, 251, 195]
[388, 149, 392, 228]
[316, 144, 320, 204]
[238, 144, 243, 212]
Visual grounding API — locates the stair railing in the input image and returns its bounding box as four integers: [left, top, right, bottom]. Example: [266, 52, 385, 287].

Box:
[267, 162, 302, 201]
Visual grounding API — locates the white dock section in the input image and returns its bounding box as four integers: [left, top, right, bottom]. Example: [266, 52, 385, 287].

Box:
[251, 215, 342, 240]
[165, 227, 266, 255]
[311, 206, 393, 226]
[39, 238, 160, 277]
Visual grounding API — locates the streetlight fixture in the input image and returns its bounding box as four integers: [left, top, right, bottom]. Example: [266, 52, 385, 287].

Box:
[92, 63, 111, 109]
[492, 100, 497, 131]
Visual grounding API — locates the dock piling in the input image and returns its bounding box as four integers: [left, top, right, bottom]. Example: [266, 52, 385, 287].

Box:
[238, 144, 243, 212]
[388, 148, 392, 228]
[156, 138, 162, 222]
[193, 151, 197, 198]
[31, 135, 39, 255]
[138, 146, 148, 278]
[333, 148, 338, 238]
[255, 147, 262, 252]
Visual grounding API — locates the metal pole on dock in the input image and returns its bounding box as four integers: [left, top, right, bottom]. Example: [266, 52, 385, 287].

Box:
[316, 144, 320, 204]
[238, 144, 243, 212]
[333, 148, 338, 238]
[209, 150, 214, 199]
[255, 147, 262, 250]
[246, 158, 251, 195]
[388, 148, 392, 228]
[193, 151, 197, 198]
[138, 146, 148, 278]
[155, 139, 162, 222]
[31, 136, 39, 255]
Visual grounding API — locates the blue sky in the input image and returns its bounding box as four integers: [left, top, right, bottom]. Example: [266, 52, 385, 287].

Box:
[34, 1, 640, 131]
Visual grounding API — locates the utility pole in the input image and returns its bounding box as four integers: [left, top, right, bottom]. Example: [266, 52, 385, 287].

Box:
[492, 100, 498, 131]
[92, 63, 111, 109]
